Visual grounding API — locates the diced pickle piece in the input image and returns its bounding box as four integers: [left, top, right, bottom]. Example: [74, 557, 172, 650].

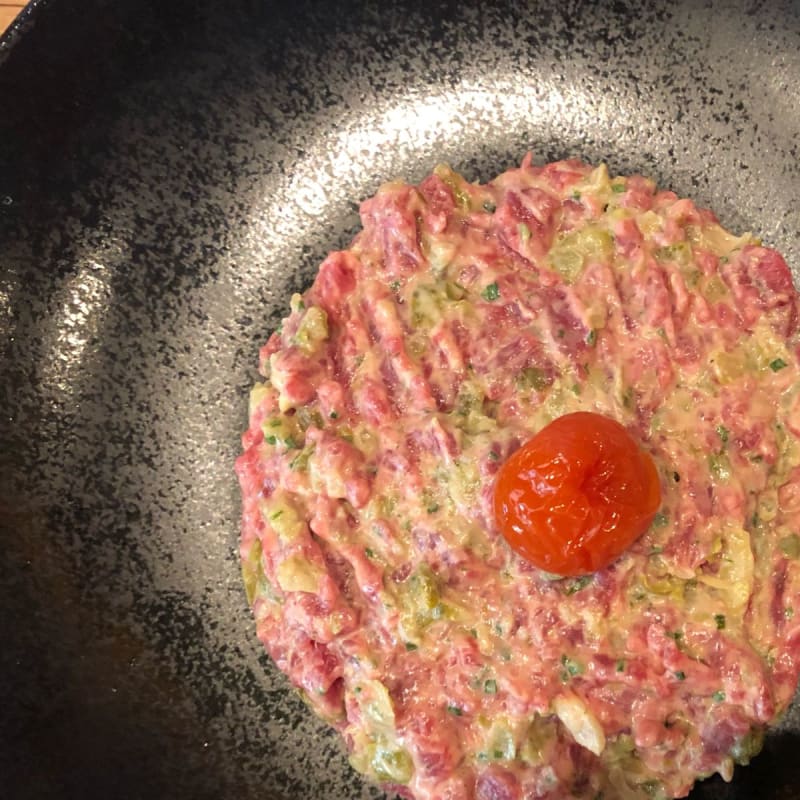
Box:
[548, 227, 613, 283]
[242, 538, 263, 605]
[260, 490, 305, 543]
[294, 306, 329, 354]
[372, 746, 414, 784]
[276, 554, 324, 593]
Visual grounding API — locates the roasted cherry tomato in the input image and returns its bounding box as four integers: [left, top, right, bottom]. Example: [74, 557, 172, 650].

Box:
[493, 412, 661, 576]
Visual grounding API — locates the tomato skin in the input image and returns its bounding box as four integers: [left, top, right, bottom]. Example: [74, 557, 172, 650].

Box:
[493, 412, 661, 576]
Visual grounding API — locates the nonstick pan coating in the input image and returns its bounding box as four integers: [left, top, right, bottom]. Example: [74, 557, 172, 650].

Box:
[1, 1, 799, 798]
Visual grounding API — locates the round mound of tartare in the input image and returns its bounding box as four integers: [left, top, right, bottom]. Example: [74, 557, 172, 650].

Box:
[236, 156, 800, 800]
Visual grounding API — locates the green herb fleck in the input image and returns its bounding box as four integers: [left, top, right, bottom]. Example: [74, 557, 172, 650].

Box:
[481, 282, 500, 302]
[389, 280, 401, 291]
[518, 222, 531, 242]
[283, 436, 298, 450]
[653, 511, 669, 528]
[586, 329, 597, 347]
[649, 545, 664, 556]
[405, 642, 418, 651]
[364, 547, 375, 559]
[488, 451, 500, 461]
[616, 659, 625, 673]
[469, 628, 478, 638]
[565, 575, 592, 595]
[712, 690, 726, 703]
[269, 510, 284, 520]
[329, 410, 339, 419]
[751, 512, 761, 529]
[715, 614, 726, 630]
[785, 606, 795, 620]
[483, 679, 498, 694]
[769, 358, 788, 372]
[667, 630, 683, 642]
[493, 749, 504, 760]
[571, 190, 581, 200]
[611, 183, 626, 193]
[482, 200, 497, 213]
[446, 704, 463, 716]
[716, 425, 729, 445]
[674, 671, 686, 681]
[560, 654, 584, 677]
[426, 503, 440, 514]
[557, 328, 566, 339]
[265, 434, 277, 445]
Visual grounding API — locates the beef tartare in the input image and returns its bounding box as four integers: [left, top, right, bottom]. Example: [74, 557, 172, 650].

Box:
[235, 155, 800, 799]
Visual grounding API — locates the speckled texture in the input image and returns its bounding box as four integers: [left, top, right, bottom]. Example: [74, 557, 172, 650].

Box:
[0, 1, 799, 798]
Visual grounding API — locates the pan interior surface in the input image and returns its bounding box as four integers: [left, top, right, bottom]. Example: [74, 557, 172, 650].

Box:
[1, 1, 799, 798]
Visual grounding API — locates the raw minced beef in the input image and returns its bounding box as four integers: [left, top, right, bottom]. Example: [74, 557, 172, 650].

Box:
[235, 155, 800, 800]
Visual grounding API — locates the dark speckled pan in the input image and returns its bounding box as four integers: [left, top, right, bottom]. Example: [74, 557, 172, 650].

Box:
[1, 1, 799, 798]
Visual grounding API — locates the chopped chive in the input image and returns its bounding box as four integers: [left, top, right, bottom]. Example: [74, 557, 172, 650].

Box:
[364, 547, 375, 558]
[482, 200, 496, 213]
[785, 606, 795, 620]
[714, 614, 726, 630]
[446, 704, 463, 716]
[488, 451, 500, 461]
[712, 690, 726, 703]
[405, 642, 418, 651]
[611, 183, 626, 193]
[616, 659, 625, 673]
[769, 358, 788, 372]
[716, 425, 729, 444]
[560, 654, 583, 677]
[389, 280, 401, 291]
[674, 671, 686, 681]
[483, 679, 498, 694]
[565, 575, 592, 595]
[653, 511, 669, 528]
[426, 503, 440, 514]
[586, 329, 597, 347]
[571, 190, 581, 200]
[481, 282, 500, 302]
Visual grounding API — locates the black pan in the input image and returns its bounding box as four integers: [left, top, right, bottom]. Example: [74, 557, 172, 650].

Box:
[1, 1, 799, 798]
